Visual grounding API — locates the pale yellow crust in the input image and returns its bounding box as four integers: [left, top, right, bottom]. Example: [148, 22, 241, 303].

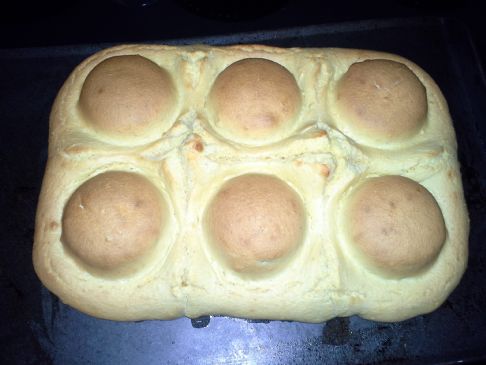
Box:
[33, 44, 469, 323]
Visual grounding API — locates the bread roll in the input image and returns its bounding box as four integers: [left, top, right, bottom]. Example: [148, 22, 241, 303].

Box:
[78, 55, 178, 143]
[208, 58, 302, 145]
[61, 171, 167, 276]
[204, 173, 306, 274]
[33, 44, 469, 322]
[341, 175, 446, 278]
[335, 59, 427, 144]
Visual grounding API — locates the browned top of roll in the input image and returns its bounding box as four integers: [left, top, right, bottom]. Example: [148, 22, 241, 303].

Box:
[208, 58, 302, 141]
[61, 171, 166, 274]
[344, 175, 446, 277]
[335, 59, 427, 143]
[205, 173, 306, 273]
[78, 55, 177, 139]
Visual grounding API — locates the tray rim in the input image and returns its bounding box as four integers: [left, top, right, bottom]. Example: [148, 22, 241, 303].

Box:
[0, 16, 468, 57]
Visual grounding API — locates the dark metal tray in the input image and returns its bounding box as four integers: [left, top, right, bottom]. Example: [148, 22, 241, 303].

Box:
[1, 16, 486, 365]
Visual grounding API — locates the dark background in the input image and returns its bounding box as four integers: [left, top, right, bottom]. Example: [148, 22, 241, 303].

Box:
[1, 0, 484, 68]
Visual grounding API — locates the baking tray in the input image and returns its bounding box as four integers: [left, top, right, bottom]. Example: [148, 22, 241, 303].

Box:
[1, 16, 486, 365]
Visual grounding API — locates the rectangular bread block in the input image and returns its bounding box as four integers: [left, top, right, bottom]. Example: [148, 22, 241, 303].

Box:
[33, 44, 469, 323]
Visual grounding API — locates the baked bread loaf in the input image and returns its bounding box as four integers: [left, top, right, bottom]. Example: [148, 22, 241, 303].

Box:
[33, 44, 469, 322]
